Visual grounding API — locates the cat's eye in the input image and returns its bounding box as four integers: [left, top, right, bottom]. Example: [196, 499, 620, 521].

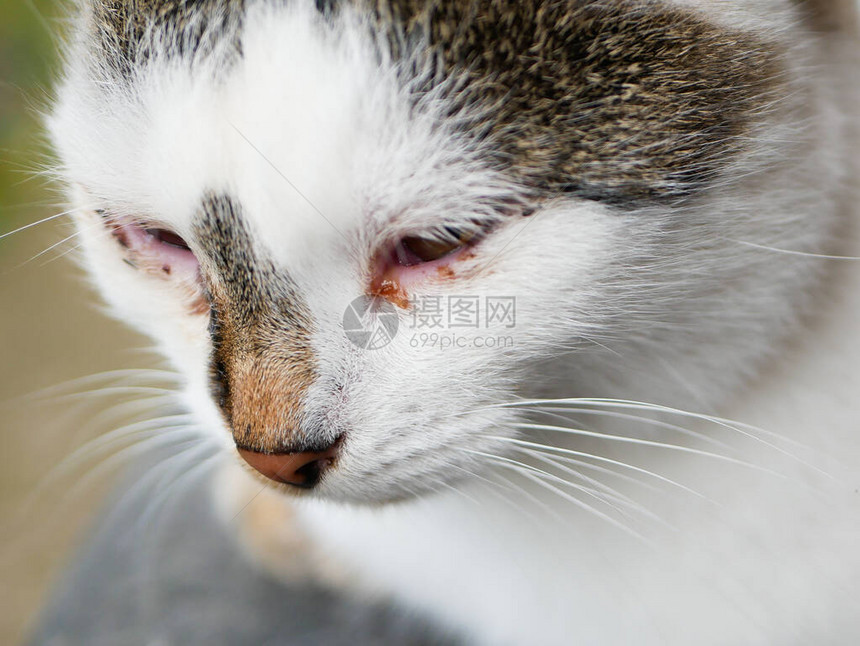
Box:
[393, 228, 476, 266]
[108, 217, 199, 279]
[145, 227, 191, 251]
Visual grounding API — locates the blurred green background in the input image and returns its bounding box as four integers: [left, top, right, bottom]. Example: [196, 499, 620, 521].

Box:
[1, 2, 150, 643]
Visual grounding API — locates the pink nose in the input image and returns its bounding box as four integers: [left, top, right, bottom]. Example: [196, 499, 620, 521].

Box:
[237, 441, 340, 488]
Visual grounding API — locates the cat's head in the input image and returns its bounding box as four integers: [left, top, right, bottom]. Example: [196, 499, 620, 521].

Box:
[49, 0, 841, 503]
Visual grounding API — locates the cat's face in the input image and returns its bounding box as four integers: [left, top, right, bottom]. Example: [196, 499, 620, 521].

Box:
[50, 0, 835, 503]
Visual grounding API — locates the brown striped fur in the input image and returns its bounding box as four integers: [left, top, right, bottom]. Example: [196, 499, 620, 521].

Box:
[194, 193, 318, 454]
[89, 0, 244, 74]
[91, 0, 784, 206]
[356, 0, 783, 206]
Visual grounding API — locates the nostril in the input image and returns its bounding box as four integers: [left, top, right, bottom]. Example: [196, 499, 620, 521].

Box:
[236, 439, 341, 488]
[294, 456, 334, 486]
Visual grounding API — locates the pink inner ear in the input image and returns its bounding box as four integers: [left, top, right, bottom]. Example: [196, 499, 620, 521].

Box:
[111, 218, 200, 278]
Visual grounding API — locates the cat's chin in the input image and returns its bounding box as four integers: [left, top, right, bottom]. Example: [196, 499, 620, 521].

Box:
[292, 479, 456, 508]
[230, 454, 456, 507]
[211, 461, 360, 586]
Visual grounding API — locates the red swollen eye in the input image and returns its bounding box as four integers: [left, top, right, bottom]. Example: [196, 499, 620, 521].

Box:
[393, 227, 477, 267]
[109, 218, 199, 278]
[145, 227, 191, 251]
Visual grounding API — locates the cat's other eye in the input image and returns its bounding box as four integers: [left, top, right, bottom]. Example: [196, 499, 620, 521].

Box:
[392, 227, 477, 267]
[109, 217, 199, 278]
[145, 227, 192, 251]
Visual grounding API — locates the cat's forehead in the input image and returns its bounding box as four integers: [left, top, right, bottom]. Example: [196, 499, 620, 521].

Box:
[353, 0, 782, 204]
[54, 0, 789, 248]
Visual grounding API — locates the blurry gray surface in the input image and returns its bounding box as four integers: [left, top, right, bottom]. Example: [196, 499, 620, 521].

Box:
[28, 455, 461, 646]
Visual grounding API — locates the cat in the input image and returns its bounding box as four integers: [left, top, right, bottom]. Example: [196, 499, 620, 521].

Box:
[47, 0, 860, 643]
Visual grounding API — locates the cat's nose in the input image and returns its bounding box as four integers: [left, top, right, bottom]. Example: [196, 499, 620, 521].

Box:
[237, 439, 340, 488]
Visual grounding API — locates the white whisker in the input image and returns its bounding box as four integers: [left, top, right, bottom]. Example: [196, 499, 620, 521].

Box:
[50, 429, 207, 510]
[493, 397, 821, 471]
[450, 460, 560, 528]
[519, 448, 671, 528]
[134, 446, 222, 536]
[730, 239, 860, 261]
[50, 385, 180, 402]
[16, 216, 109, 268]
[23, 415, 198, 505]
[0, 206, 86, 241]
[484, 435, 709, 500]
[60, 415, 196, 468]
[523, 406, 734, 452]
[464, 448, 649, 541]
[6, 369, 181, 410]
[512, 443, 661, 493]
[516, 421, 780, 475]
[98, 437, 216, 536]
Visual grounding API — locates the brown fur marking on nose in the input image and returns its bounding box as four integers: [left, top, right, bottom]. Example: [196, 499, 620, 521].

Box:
[195, 193, 317, 454]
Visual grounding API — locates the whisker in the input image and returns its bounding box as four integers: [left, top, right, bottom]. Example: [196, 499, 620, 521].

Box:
[16, 217, 105, 268]
[99, 437, 215, 537]
[18, 368, 182, 401]
[523, 406, 734, 452]
[517, 470, 651, 542]
[510, 446, 641, 506]
[464, 449, 648, 539]
[448, 461, 558, 528]
[432, 477, 484, 506]
[483, 435, 709, 500]
[26, 414, 196, 495]
[463, 454, 572, 527]
[40, 427, 206, 510]
[16, 431, 206, 536]
[0, 206, 87, 241]
[499, 397, 814, 453]
[70, 394, 182, 437]
[501, 443, 675, 528]
[730, 239, 860, 261]
[59, 415, 197, 470]
[133, 448, 224, 625]
[23, 0, 53, 36]
[492, 397, 821, 474]
[472, 450, 649, 542]
[518, 448, 668, 525]
[134, 446, 222, 536]
[42, 237, 92, 265]
[516, 422, 782, 476]
[511, 443, 661, 493]
[49, 386, 180, 402]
